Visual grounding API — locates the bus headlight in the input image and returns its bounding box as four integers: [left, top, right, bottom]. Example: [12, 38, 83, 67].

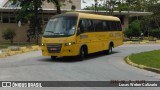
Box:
[65, 42, 75, 46]
[41, 43, 45, 46]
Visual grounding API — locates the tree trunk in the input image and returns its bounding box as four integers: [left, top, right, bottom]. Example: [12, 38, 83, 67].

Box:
[55, 0, 61, 14]
[56, 5, 61, 14]
[10, 39, 13, 44]
[34, 0, 39, 45]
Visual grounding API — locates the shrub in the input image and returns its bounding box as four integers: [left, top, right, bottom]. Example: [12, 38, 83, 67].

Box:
[124, 20, 142, 39]
[2, 28, 16, 44]
[149, 28, 160, 39]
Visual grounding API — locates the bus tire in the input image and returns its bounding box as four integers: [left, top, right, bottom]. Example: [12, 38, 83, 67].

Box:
[78, 47, 86, 61]
[51, 56, 56, 60]
[104, 44, 113, 55]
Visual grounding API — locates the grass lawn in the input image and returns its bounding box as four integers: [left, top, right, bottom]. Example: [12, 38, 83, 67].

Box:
[129, 50, 160, 69]
[0, 42, 36, 49]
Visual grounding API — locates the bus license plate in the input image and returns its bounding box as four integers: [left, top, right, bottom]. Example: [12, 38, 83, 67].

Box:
[50, 48, 57, 51]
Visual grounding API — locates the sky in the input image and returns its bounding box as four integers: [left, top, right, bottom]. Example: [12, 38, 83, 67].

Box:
[0, 0, 4, 7]
[81, 0, 95, 9]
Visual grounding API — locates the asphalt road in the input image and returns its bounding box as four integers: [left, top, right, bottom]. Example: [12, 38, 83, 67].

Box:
[0, 44, 160, 90]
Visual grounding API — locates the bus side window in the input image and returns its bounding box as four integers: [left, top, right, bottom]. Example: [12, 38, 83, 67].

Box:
[109, 21, 114, 31]
[78, 20, 84, 35]
[103, 21, 107, 31]
[93, 20, 103, 32]
[78, 19, 92, 34]
[117, 21, 122, 31]
[84, 19, 94, 32]
[106, 21, 110, 31]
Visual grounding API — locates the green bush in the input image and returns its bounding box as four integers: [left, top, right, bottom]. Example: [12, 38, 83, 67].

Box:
[124, 20, 142, 39]
[149, 28, 160, 38]
[2, 28, 16, 44]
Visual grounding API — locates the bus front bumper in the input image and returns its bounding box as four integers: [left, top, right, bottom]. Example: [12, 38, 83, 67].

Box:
[41, 44, 79, 57]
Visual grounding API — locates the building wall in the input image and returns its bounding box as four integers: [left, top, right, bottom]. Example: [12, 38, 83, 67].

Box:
[0, 23, 46, 42]
[42, 0, 81, 10]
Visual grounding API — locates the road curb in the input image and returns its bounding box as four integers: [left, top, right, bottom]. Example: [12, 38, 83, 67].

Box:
[125, 56, 160, 74]
[123, 40, 160, 44]
[0, 45, 41, 58]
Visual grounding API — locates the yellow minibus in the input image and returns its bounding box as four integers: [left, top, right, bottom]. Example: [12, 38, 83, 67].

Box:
[41, 12, 123, 60]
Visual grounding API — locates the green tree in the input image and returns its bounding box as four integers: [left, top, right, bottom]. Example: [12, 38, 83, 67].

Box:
[124, 28, 133, 40]
[149, 28, 160, 38]
[2, 28, 16, 44]
[10, 0, 44, 44]
[47, 0, 73, 14]
[140, 1, 160, 38]
[47, 0, 61, 14]
[124, 20, 142, 38]
[84, 0, 117, 14]
[83, 0, 129, 14]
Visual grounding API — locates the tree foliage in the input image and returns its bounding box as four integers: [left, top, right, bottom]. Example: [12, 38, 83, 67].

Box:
[124, 20, 141, 39]
[10, 0, 45, 44]
[47, 0, 73, 14]
[83, 0, 160, 38]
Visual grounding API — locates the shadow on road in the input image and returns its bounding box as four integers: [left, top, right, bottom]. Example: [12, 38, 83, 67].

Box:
[39, 51, 119, 63]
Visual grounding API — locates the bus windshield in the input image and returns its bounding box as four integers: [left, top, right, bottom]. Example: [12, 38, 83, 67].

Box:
[44, 16, 77, 37]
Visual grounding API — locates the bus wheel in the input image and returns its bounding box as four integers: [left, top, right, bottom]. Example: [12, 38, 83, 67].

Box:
[78, 47, 85, 61]
[51, 56, 56, 60]
[104, 44, 113, 55]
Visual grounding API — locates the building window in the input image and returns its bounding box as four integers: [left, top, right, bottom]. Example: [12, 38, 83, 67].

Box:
[43, 17, 49, 24]
[10, 17, 16, 23]
[2, 16, 9, 23]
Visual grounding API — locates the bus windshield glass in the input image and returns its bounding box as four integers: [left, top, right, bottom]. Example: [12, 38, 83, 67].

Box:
[44, 16, 77, 37]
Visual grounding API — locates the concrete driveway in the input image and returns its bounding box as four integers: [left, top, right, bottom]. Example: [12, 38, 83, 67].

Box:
[0, 44, 160, 90]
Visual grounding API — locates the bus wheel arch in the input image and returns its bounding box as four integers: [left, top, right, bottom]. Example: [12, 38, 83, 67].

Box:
[108, 42, 114, 54]
[104, 42, 114, 55]
[78, 44, 88, 60]
[110, 42, 114, 48]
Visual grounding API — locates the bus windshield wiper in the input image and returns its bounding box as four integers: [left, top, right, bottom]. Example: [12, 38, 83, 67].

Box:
[45, 31, 54, 33]
[54, 33, 65, 35]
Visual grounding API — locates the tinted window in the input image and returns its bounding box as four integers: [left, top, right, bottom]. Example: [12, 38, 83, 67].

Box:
[93, 20, 103, 32]
[78, 19, 122, 32]
[88, 20, 94, 32]
[108, 21, 122, 31]
[105, 21, 111, 31]
[79, 19, 94, 33]
[116, 21, 122, 31]
[110, 21, 115, 30]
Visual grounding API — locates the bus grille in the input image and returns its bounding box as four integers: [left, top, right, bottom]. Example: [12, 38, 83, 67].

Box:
[47, 44, 62, 53]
